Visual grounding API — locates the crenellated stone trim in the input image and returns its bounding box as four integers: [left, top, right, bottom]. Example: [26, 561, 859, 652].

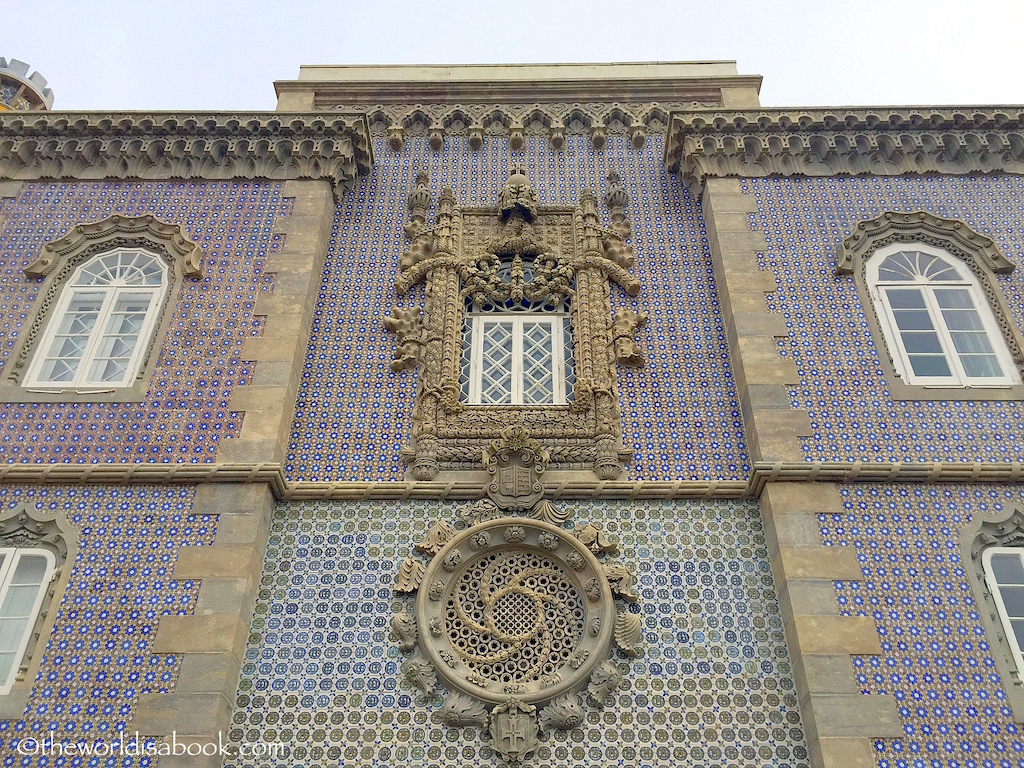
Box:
[664, 106, 1024, 193]
[216, 179, 336, 465]
[0, 112, 373, 202]
[700, 176, 811, 462]
[760, 483, 901, 768]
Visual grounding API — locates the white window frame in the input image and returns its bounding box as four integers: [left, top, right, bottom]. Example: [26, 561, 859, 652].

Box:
[868, 242, 1019, 387]
[466, 310, 569, 405]
[983, 547, 1024, 678]
[0, 547, 55, 696]
[23, 248, 168, 389]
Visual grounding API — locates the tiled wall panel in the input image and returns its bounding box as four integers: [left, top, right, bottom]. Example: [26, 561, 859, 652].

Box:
[228, 498, 806, 768]
[747, 175, 1024, 462]
[289, 134, 749, 482]
[0, 181, 287, 463]
[824, 483, 1024, 768]
[0, 484, 214, 765]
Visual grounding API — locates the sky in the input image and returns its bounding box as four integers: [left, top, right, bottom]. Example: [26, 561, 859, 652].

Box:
[7, 0, 1024, 111]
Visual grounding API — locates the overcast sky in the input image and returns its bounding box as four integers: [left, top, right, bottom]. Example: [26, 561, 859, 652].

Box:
[8, 0, 1024, 111]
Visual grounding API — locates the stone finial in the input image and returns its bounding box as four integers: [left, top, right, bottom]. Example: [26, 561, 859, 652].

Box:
[428, 129, 444, 151]
[604, 171, 632, 239]
[404, 172, 432, 238]
[497, 164, 539, 223]
[0, 58, 53, 110]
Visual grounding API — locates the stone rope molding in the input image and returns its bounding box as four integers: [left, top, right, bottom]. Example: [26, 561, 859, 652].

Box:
[0, 112, 373, 201]
[664, 106, 1024, 192]
[0, 460, 1019, 498]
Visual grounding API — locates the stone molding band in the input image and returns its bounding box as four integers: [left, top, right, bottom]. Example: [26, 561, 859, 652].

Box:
[0, 112, 373, 201]
[664, 106, 1024, 192]
[0, 460, 1020, 498]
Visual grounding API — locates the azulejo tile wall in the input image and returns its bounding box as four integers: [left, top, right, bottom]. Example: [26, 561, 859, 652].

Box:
[288, 134, 749, 482]
[824, 483, 1024, 768]
[0, 181, 288, 463]
[228, 498, 806, 768]
[746, 175, 1024, 462]
[0, 484, 212, 765]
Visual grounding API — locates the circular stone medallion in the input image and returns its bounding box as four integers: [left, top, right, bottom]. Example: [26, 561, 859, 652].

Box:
[416, 518, 614, 704]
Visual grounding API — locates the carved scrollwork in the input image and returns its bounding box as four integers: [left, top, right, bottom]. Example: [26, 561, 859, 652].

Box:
[391, 503, 641, 764]
[611, 308, 649, 367]
[386, 167, 647, 479]
[383, 307, 426, 372]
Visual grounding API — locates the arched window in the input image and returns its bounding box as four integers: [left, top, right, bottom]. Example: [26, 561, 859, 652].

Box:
[24, 248, 168, 388]
[0, 548, 55, 695]
[867, 242, 1019, 387]
[983, 547, 1024, 677]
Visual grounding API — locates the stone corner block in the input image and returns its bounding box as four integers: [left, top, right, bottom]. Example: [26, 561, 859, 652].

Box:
[133, 691, 232, 737]
[788, 615, 882, 657]
[812, 737, 881, 768]
[153, 614, 246, 655]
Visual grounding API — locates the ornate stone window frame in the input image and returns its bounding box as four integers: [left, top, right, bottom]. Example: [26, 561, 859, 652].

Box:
[0, 503, 78, 719]
[963, 507, 1024, 721]
[385, 169, 647, 480]
[836, 211, 1024, 400]
[0, 215, 204, 403]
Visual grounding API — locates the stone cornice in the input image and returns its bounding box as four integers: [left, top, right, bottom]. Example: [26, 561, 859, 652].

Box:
[665, 107, 1024, 191]
[0, 111, 373, 200]
[0, 460, 1021, 499]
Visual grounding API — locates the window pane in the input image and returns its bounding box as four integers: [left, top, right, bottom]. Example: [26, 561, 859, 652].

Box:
[563, 317, 575, 401]
[36, 294, 104, 383]
[935, 288, 975, 310]
[886, 289, 927, 309]
[1000, 585, 1024, 618]
[900, 333, 943, 354]
[521, 321, 555, 404]
[479, 321, 514, 404]
[0, 652, 15, 684]
[1013, 620, 1024, 650]
[892, 310, 935, 331]
[949, 331, 994, 355]
[907, 355, 952, 377]
[0, 586, 40, 618]
[992, 554, 1024, 585]
[10, 555, 47, 586]
[0, 617, 29, 653]
[961, 355, 1003, 378]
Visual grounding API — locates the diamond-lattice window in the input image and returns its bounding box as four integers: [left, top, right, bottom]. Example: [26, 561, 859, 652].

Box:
[465, 303, 571, 406]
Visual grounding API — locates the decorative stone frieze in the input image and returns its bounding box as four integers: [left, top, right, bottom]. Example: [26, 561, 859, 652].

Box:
[334, 101, 717, 151]
[0, 112, 373, 201]
[390, 489, 640, 764]
[664, 107, 1024, 193]
[385, 169, 644, 480]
